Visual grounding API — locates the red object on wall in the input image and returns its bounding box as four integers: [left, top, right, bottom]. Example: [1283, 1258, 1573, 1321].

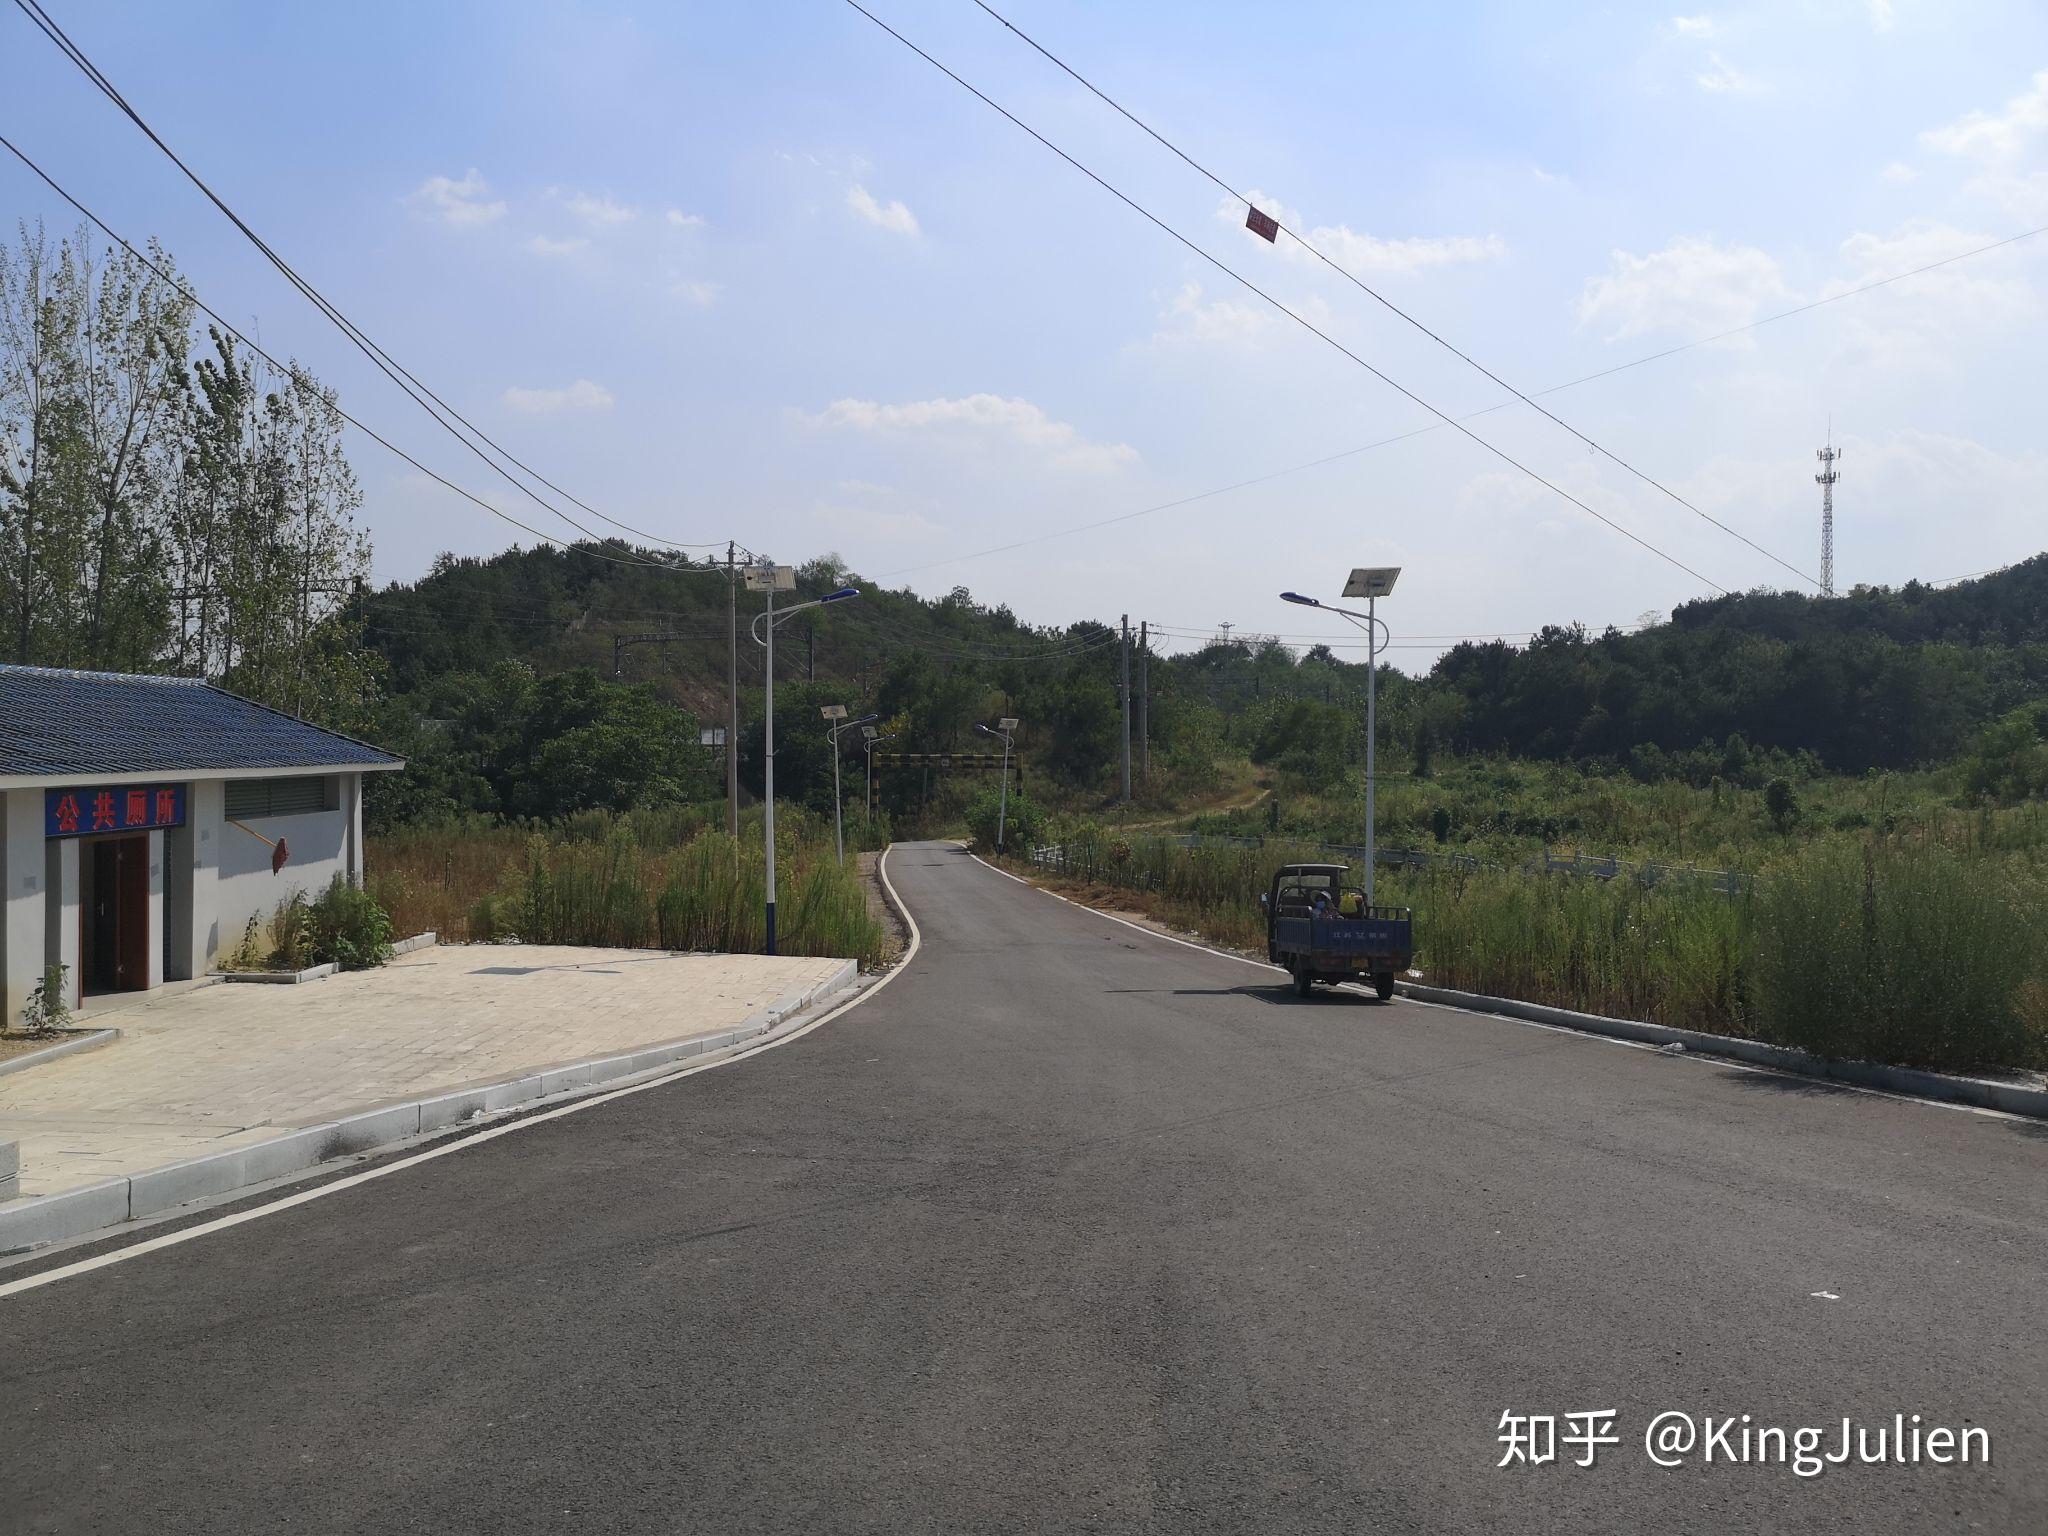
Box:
[272, 837, 290, 875]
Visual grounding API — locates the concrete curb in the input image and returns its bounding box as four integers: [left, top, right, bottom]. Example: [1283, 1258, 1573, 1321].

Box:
[0, 957, 860, 1254]
[1397, 981, 2048, 1121]
[391, 931, 437, 957]
[220, 962, 339, 985]
[0, 1027, 119, 1080]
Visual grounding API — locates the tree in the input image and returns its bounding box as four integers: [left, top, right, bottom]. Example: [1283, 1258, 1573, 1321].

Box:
[1764, 776, 1799, 833]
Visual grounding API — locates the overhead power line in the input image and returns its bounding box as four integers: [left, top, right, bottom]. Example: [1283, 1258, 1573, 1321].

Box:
[10, 0, 736, 561]
[0, 133, 674, 569]
[876, 220, 2048, 583]
[843, 2, 1734, 595]
[968, 0, 1819, 589]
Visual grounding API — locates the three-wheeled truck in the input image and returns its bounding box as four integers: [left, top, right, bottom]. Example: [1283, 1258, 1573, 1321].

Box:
[1262, 862, 1413, 999]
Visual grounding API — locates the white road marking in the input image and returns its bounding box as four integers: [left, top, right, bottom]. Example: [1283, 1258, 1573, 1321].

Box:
[0, 848, 924, 1300]
[1811, 1290, 1842, 1301]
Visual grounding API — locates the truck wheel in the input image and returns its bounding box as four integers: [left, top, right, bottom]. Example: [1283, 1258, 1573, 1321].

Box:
[1293, 961, 1314, 997]
[1372, 971, 1395, 1000]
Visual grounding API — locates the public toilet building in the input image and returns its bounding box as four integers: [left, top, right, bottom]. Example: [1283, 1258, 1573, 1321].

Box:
[0, 665, 403, 1021]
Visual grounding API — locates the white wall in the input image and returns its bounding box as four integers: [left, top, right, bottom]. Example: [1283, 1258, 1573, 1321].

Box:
[210, 796, 351, 963]
[1, 790, 45, 1025]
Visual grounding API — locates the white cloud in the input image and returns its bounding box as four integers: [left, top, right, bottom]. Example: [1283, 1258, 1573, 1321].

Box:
[1670, 15, 1717, 38]
[1695, 52, 1763, 94]
[564, 192, 638, 226]
[1922, 69, 2048, 162]
[1818, 220, 2037, 367]
[524, 234, 591, 258]
[847, 184, 920, 237]
[674, 278, 722, 305]
[1881, 160, 1918, 183]
[404, 169, 506, 226]
[666, 209, 708, 228]
[1922, 70, 2048, 218]
[807, 394, 1138, 474]
[502, 379, 615, 414]
[1866, 0, 1895, 30]
[1227, 191, 1506, 274]
[1153, 281, 1274, 346]
[1575, 236, 1793, 340]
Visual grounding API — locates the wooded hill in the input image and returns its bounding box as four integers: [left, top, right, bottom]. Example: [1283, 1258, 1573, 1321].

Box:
[354, 543, 2048, 827]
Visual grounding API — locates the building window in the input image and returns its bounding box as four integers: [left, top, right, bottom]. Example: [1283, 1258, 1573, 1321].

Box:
[224, 776, 338, 820]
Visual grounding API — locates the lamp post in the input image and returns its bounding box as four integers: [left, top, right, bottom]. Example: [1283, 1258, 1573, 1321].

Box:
[862, 726, 895, 826]
[1281, 568, 1400, 905]
[974, 716, 1019, 852]
[823, 706, 880, 864]
[748, 567, 860, 952]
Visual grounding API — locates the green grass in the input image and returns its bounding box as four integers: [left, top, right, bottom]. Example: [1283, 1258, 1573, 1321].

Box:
[1032, 821, 2048, 1072]
[370, 805, 889, 969]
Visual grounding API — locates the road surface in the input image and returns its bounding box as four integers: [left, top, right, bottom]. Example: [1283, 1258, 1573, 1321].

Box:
[5, 841, 2044, 1533]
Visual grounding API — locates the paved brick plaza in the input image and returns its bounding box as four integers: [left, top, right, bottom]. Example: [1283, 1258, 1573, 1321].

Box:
[0, 946, 847, 1198]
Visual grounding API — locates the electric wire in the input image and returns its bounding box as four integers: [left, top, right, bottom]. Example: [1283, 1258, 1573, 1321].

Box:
[11, 0, 736, 562]
[0, 132, 685, 570]
[969, 0, 1820, 588]
[843, 0, 1734, 594]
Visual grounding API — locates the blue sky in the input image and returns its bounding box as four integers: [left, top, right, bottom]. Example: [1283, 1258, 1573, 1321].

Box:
[8, 0, 2047, 666]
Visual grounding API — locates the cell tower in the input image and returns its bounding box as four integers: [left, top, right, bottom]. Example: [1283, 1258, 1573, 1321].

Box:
[1815, 435, 1842, 599]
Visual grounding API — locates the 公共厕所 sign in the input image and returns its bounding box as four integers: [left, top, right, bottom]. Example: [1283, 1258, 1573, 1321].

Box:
[44, 783, 187, 839]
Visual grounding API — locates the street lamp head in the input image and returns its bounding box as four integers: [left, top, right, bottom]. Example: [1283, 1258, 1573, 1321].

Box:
[821, 704, 848, 721]
[822, 586, 860, 603]
[1279, 591, 1319, 608]
[1342, 566, 1401, 599]
[974, 723, 993, 736]
[852, 712, 880, 726]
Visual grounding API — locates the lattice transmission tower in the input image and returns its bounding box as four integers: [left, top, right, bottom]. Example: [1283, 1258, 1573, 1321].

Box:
[1815, 435, 1842, 599]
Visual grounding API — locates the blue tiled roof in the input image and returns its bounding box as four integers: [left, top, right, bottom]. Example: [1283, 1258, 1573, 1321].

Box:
[0, 666, 402, 778]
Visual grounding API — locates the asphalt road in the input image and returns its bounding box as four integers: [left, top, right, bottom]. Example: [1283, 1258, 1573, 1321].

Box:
[4, 841, 2045, 1534]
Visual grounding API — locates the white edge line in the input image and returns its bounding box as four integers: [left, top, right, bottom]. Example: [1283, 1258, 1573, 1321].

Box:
[0, 846, 924, 1301]
[966, 851, 2028, 1125]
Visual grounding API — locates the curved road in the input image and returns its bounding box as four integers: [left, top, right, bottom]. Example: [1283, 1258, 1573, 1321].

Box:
[4, 841, 2045, 1532]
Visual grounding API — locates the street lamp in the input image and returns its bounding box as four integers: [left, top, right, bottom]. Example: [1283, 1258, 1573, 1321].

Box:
[862, 725, 896, 827]
[823, 706, 881, 864]
[1281, 567, 1400, 905]
[974, 716, 1020, 852]
[748, 568, 860, 952]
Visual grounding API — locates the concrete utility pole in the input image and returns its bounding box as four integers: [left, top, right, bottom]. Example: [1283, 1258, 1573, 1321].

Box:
[726, 542, 740, 837]
[1815, 435, 1842, 600]
[1119, 614, 1132, 803]
[1137, 621, 1149, 786]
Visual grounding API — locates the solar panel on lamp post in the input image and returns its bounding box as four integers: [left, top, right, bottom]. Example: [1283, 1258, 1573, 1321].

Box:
[748, 572, 859, 951]
[1281, 567, 1400, 905]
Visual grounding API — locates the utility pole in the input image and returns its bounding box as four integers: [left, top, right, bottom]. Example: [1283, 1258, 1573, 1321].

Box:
[1815, 434, 1841, 599]
[726, 541, 739, 837]
[1137, 621, 1149, 785]
[1119, 613, 1132, 803]
[805, 622, 816, 682]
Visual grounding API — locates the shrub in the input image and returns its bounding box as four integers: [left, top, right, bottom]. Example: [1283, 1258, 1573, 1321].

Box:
[307, 874, 396, 970]
[14, 963, 72, 1036]
[964, 784, 1044, 854]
